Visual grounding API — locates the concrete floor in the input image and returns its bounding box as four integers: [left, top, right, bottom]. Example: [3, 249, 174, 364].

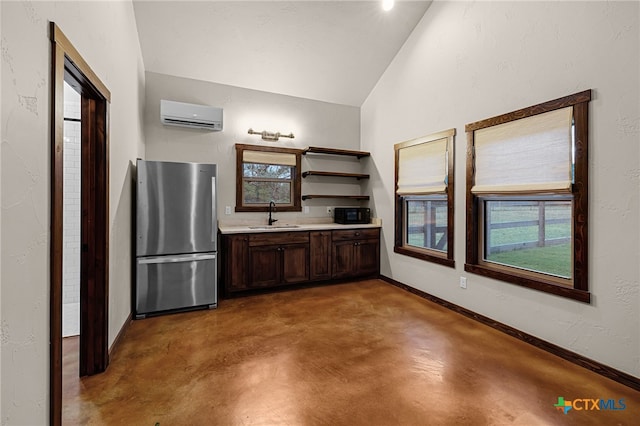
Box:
[63, 279, 639, 425]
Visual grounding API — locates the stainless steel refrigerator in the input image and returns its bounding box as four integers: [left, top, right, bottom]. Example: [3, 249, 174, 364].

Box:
[135, 159, 217, 318]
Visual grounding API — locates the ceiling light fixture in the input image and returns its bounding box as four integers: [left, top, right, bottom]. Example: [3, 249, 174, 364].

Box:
[382, 0, 394, 11]
[248, 128, 295, 142]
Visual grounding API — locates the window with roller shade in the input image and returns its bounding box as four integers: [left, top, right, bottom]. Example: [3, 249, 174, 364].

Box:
[394, 129, 455, 267]
[465, 90, 591, 302]
[235, 144, 302, 212]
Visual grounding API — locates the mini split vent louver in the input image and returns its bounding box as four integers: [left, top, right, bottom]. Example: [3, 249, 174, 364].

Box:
[160, 100, 223, 131]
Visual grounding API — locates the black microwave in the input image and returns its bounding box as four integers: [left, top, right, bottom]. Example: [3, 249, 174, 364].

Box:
[334, 207, 371, 224]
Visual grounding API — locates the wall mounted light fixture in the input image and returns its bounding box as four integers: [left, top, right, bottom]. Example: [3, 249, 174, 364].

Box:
[248, 128, 295, 142]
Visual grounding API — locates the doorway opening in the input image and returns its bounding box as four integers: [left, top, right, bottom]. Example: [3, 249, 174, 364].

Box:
[62, 80, 81, 339]
[50, 23, 111, 426]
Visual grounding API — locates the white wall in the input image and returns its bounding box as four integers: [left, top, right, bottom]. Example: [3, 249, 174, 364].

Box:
[144, 71, 363, 223]
[362, 1, 639, 378]
[0, 0, 145, 423]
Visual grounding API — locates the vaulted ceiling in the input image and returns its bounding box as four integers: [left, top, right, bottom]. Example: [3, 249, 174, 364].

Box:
[133, 1, 431, 106]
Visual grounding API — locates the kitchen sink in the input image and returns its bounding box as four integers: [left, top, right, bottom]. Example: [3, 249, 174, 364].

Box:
[248, 225, 300, 229]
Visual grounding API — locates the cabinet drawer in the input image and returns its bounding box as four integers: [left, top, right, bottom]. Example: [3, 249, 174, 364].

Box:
[249, 231, 309, 246]
[332, 228, 379, 241]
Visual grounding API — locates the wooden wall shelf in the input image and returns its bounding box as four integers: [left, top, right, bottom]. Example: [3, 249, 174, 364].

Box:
[302, 146, 370, 202]
[303, 146, 370, 159]
[302, 171, 370, 180]
[302, 195, 370, 201]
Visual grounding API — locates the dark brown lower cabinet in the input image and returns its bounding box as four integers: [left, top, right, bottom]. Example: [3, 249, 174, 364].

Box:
[281, 244, 310, 283]
[223, 234, 249, 292]
[221, 227, 379, 296]
[310, 231, 332, 281]
[249, 243, 309, 287]
[247, 232, 309, 288]
[247, 244, 281, 288]
[331, 229, 380, 279]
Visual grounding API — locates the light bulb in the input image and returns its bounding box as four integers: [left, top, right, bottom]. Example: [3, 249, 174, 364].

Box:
[382, 0, 394, 11]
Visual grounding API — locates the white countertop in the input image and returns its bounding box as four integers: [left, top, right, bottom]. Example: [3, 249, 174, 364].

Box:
[218, 222, 381, 234]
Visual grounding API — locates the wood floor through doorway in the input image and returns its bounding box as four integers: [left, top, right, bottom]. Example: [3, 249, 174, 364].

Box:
[62, 279, 639, 424]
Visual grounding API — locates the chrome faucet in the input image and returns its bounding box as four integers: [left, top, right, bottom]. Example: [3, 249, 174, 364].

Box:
[268, 201, 278, 226]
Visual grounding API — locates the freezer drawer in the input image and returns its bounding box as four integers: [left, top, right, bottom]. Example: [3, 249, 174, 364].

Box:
[136, 253, 217, 318]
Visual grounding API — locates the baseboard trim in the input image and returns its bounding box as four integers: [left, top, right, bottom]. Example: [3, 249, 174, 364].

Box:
[108, 312, 132, 359]
[379, 275, 640, 392]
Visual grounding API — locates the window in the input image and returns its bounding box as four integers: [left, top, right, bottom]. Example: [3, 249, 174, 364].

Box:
[235, 144, 302, 212]
[394, 129, 455, 267]
[465, 90, 591, 302]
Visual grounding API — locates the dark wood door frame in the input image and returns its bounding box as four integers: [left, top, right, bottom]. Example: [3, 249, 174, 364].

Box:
[50, 22, 111, 426]
[78, 92, 110, 376]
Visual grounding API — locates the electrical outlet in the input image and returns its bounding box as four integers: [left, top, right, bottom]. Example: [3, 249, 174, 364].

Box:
[303, 206, 309, 214]
[225, 206, 231, 215]
[326, 206, 333, 216]
[459, 277, 467, 289]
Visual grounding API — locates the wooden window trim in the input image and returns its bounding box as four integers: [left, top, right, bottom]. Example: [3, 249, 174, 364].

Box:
[235, 143, 302, 212]
[464, 90, 591, 303]
[394, 129, 455, 268]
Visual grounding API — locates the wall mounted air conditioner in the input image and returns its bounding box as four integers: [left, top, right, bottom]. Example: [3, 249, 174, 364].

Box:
[160, 100, 223, 131]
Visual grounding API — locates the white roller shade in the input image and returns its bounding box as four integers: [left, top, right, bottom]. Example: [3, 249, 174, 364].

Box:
[472, 106, 573, 194]
[397, 138, 448, 195]
[243, 150, 296, 166]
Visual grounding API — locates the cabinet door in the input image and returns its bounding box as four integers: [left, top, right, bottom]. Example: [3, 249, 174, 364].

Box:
[355, 239, 380, 277]
[225, 235, 249, 292]
[310, 231, 331, 281]
[281, 244, 310, 284]
[332, 240, 355, 279]
[248, 245, 281, 288]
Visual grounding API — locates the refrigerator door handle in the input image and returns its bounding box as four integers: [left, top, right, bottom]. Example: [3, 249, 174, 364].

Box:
[211, 176, 217, 244]
[138, 253, 217, 265]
